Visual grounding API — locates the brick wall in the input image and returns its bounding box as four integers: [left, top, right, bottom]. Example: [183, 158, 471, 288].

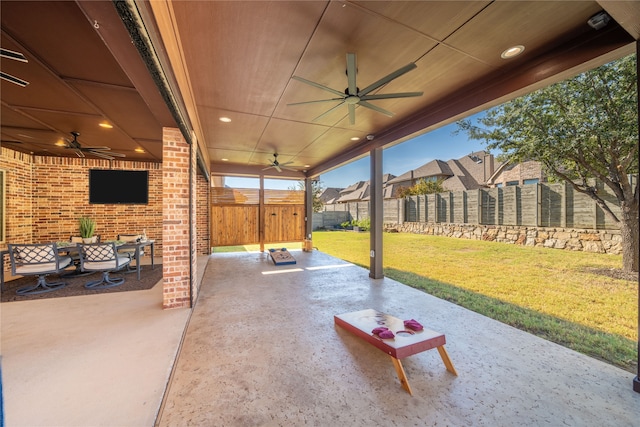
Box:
[0, 148, 33, 247]
[162, 128, 193, 309]
[196, 173, 210, 254]
[492, 160, 544, 186]
[1, 147, 163, 273]
[32, 156, 163, 246]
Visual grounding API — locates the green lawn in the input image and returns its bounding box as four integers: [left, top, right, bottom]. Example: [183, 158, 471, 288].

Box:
[312, 230, 638, 373]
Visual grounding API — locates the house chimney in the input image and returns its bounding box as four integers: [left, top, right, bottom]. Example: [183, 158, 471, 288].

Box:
[484, 153, 494, 183]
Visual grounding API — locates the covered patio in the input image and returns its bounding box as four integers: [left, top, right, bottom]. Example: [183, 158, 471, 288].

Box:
[2, 251, 637, 426]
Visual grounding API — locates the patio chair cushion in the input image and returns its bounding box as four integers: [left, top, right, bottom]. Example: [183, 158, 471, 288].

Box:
[82, 258, 131, 271]
[15, 256, 72, 274]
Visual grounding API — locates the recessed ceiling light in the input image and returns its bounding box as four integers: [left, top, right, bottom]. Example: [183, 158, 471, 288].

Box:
[135, 148, 145, 153]
[304, 164, 311, 168]
[99, 122, 113, 129]
[501, 45, 525, 59]
[219, 117, 231, 123]
[221, 158, 229, 161]
[55, 140, 66, 147]
[350, 137, 360, 141]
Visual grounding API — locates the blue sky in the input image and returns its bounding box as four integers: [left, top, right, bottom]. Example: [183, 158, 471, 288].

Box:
[226, 113, 487, 190]
[321, 116, 486, 189]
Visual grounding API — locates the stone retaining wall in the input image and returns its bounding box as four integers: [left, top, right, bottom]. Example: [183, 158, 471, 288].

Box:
[384, 222, 622, 255]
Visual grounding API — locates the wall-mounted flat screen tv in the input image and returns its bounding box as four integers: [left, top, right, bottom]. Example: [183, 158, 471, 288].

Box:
[89, 169, 149, 204]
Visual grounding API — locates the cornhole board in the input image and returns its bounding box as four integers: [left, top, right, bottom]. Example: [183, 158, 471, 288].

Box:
[334, 308, 457, 395]
[269, 248, 296, 265]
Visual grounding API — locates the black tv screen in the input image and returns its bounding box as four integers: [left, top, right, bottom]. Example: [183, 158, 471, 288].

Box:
[89, 169, 149, 204]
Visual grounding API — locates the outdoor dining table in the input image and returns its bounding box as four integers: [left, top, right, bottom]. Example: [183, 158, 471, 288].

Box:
[0, 239, 155, 289]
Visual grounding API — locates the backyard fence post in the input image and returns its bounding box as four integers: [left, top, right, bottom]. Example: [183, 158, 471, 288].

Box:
[477, 189, 482, 224]
[561, 181, 567, 228]
[536, 183, 541, 227]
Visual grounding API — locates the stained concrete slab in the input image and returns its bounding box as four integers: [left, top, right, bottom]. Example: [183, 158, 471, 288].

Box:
[0, 258, 195, 427]
[158, 250, 639, 426]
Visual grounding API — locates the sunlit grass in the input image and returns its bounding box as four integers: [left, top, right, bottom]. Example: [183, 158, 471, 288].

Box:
[312, 230, 638, 372]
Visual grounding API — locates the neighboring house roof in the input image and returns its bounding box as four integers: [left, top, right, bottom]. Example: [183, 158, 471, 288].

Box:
[340, 180, 366, 194]
[441, 175, 469, 192]
[387, 150, 494, 192]
[319, 187, 342, 203]
[336, 182, 369, 202]
[325, 151, 501, 203]
[388, 160, 453, 184]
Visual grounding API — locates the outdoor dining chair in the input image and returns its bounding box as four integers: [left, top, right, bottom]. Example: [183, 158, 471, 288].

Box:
[78, 242, 132, 289]
[8, 243, 72, 295]
[117, 233, 145, 271]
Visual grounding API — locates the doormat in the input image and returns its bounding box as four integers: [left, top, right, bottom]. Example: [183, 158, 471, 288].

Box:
[1, 265, 162, 303]
[269, 248, 296, 265]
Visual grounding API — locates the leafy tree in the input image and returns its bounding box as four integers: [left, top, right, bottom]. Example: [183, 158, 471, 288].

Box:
[289, 180, 325, 213]
[396, 178, 445, 198]
[457, 54, 638, 272]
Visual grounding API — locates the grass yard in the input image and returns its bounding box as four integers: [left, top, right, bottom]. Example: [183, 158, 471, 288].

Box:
[312, 230, 638, 373]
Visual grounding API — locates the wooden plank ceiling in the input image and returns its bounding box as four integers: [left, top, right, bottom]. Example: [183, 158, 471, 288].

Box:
[1, 1, 637, 179]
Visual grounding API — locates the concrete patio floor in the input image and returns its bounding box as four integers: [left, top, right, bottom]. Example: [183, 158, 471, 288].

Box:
[1, 250, 638, 426]
[157, 250, 638, 426]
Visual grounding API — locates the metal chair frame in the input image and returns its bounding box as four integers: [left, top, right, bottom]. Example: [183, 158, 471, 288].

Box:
[8, 243, 72, 295]
[79, 242, 132, 289]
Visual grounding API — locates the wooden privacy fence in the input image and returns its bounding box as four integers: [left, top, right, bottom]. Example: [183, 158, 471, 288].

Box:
[211, 187, 305, 247]
[322, 182, 625, 230]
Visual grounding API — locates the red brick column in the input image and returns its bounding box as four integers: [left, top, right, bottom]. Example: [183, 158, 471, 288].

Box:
[162, 128, 194, 309]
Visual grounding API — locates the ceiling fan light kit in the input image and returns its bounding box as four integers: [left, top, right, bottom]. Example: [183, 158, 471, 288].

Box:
[263, 153, 296, 173]
[288, 53, 423, 124]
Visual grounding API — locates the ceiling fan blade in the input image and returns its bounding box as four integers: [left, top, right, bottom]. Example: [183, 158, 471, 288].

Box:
[358, 100, 394, 117]
[274, 165, 282, 173]
[360, 91, 423, 101]
[346, 53, 357, 96]
[287, 97, 344, 106]
[358, 63, 417, 97]
[82, 146, 111, 150]
[348, 104, 356, 125]
[279, 160, 294, 166]
[74, 149, 85, 158]
[262, 165, 275, 171]
[291, 76, 346, 97]
[93, 150, 126, 158]
[88, 151, 116, 160]
[312, 101, 346, 122]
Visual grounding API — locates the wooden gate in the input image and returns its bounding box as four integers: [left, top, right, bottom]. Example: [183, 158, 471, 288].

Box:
[264, 205, 305, 242]
[211, 187, 305, 248]
[211, 205, 259, 246]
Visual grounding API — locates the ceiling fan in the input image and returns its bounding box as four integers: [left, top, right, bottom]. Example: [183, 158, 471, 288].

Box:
[262, 153, 295, 173]
[288, 53, 423, 125]
[64, 131, 126, 160]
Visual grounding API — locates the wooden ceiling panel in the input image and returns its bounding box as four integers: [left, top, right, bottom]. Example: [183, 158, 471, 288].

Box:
[0, 38, 98, 116]
[199, 109, 270, 156]
[353, 0, 491, 42]
[0, 107, 50, 135]
[291, 2, 437, 87]
[446, 1, 603, 67]
[1, 1, 132, 87]
[599, 1, 640, 40]
[71, 82, 163, 142]
[256, 119, 331, 157]
[170, 1, 326, 116]
[2, 1, 634, 173]
[296, 126, 368, 160]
